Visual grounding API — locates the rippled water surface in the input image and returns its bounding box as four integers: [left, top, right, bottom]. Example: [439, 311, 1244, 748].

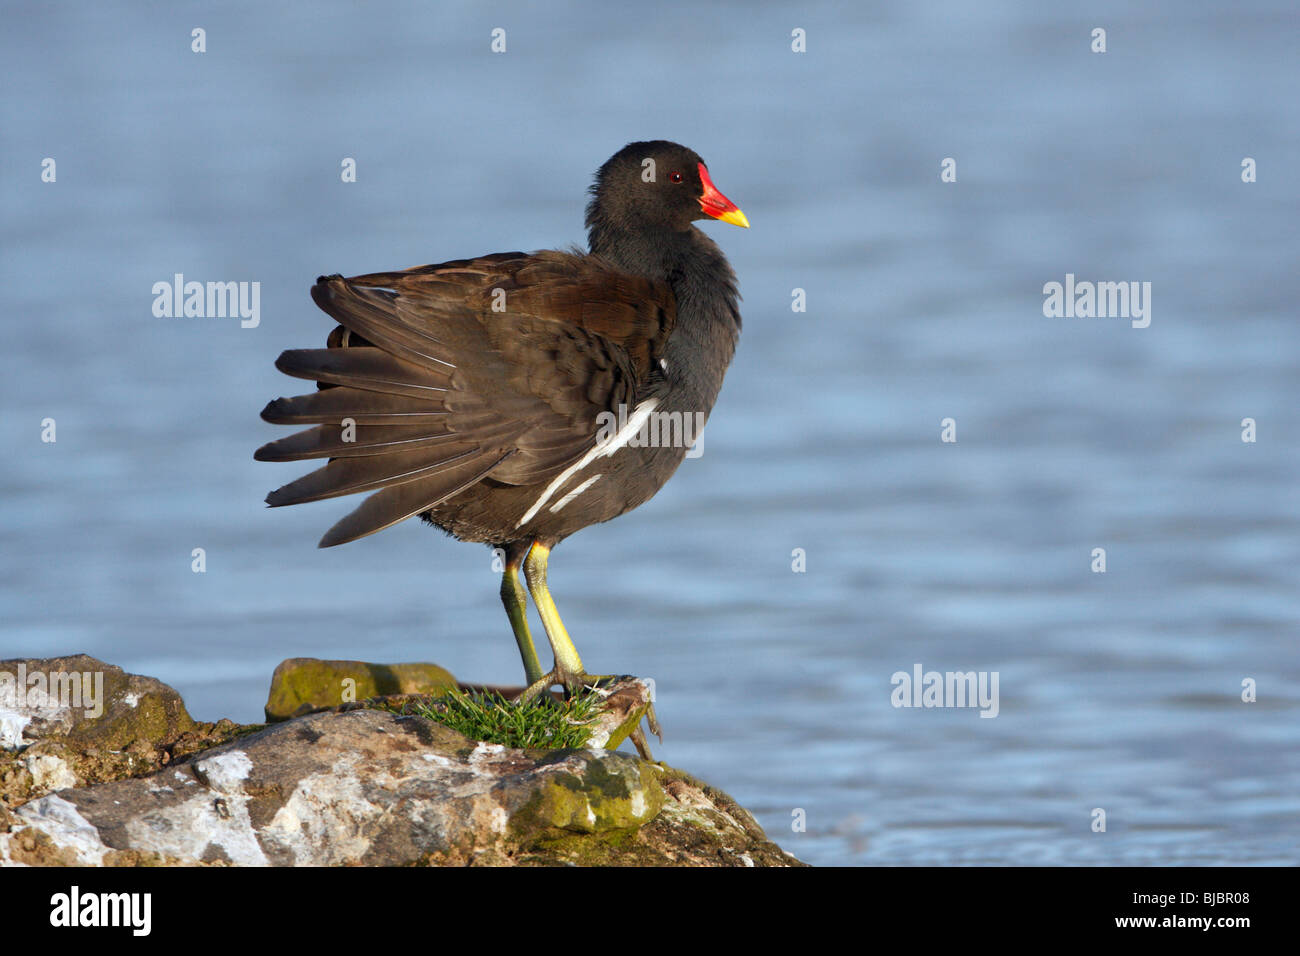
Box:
[3, 1, 1298, 865]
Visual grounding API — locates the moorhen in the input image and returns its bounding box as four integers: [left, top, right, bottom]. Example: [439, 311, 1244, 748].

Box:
[256, 141, 748, 702]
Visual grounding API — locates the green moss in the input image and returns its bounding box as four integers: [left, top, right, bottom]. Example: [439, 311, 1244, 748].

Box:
[390, 688, 601, 750]
[264, 659, 458, 721]
[508, 758, 664, 838]
[515, 826, 646, 865]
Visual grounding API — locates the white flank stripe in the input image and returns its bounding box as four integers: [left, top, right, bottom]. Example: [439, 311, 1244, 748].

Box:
[549, 474, 602, 514]
[516, 397, 660, 527]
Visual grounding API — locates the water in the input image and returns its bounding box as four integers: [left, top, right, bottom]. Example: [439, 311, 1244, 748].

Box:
[2, 0, 1297, 866]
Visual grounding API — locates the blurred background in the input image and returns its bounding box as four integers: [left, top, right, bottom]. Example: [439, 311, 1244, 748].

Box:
[2, 0, 1297, 865]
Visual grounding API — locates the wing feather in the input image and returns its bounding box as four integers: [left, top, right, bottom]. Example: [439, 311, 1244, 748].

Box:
[258, 251, 677, 544]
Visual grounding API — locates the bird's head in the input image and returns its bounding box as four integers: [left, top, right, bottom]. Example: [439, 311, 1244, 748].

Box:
[587, 140, 749, 235]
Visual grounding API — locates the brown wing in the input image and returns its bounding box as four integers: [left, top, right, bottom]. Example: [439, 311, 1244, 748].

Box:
[255, 250, 676, 546]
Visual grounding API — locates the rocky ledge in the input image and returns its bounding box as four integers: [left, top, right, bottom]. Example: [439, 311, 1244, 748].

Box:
[0, 656, 803, 867]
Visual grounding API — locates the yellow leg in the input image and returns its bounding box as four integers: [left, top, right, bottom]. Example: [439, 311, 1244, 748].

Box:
[522, 543, 584, 680]
[500, 550, 544, 685]
[515, 541, 656, 755]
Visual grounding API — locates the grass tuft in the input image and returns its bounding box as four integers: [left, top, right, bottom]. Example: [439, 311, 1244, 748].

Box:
[388, 688, 602, 749]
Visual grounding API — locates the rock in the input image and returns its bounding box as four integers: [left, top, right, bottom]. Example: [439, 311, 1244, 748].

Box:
[1, 657, 256, 809]
[581, 677, 659, 754]
[264, 658, 458, 721]
[0, 656, 805, 866]
[1, 655, 195, 751]
[0, 708, 803, 866]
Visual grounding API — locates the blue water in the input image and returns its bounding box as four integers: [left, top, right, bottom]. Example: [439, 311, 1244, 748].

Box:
[3, 1, 1297, 865]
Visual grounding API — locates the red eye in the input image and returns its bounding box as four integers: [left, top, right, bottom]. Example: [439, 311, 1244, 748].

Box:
[669, 171, 683, 183]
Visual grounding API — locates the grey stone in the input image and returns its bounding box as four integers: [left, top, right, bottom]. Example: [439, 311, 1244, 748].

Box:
[0, 708, 804, 866]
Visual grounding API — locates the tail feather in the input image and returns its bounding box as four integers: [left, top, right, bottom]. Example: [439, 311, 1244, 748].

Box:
[266, 445, 483, 507]
[311, 278, 460, 370]
[254, 423, 461, 462]
[259, 387, 449, 426]
[274, 347, 452, 398]
[318, 450, 516, 547]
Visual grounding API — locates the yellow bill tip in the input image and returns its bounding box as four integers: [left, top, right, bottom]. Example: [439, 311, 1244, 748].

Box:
[714, 207, 750, 229]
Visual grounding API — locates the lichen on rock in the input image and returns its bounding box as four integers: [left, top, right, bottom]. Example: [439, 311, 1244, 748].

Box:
[0, 656, 805, 867]
[264, 658, 458, 721]
[1, 656, 255, 810]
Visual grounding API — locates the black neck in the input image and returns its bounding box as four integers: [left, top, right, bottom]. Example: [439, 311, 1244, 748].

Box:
[586, 215, 742, 335]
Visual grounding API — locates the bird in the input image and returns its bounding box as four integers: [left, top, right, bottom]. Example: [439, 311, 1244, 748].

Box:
[255, 141, 748, 705]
